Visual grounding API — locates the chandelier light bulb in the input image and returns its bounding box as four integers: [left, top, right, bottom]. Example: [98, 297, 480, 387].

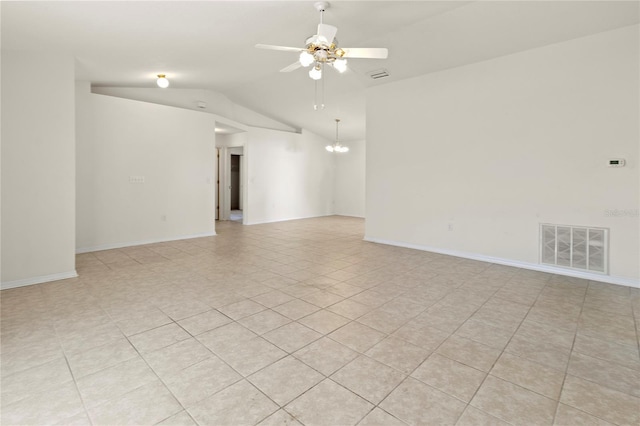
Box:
[156, 74, 169, 88]
[334, 58, 348, 73]
[309, 65, 322, 80]
[299, 51, 314, 67]
[325, 145, 335, 152]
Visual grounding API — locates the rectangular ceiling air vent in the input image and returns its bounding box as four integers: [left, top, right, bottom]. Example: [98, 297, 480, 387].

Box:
[366, 69, 390, 80]
[540, 223, 608, 274]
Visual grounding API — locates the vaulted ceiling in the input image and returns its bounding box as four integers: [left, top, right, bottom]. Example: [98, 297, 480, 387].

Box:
[2, 1, 638, 141]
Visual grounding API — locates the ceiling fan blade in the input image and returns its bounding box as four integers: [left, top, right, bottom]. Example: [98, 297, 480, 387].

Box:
[280, 62, 302, 73]
[317, 23, 338, 45]
[341, 48, 388, 59]
[255, 44, 301, 53]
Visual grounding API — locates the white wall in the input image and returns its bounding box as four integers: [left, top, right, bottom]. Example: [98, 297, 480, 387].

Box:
[76, 83, 217, 252]
[366, 25, 639, 284]
[242, 127, 335, 225]
[92, 87, 296, 133]
[334, 139, 366, 218]
[1, 52, 77, 288]
[217, 133, 248, 149]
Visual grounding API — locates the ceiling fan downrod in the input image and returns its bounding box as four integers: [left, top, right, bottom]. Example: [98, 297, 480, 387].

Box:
[314, 1, 330, 24]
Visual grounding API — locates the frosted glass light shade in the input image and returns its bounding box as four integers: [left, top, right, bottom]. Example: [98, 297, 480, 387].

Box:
[334, 58, 347, 73]
[309, 66, 322, 80]
[156, 75, 169, 88]
[299, 51, 314, 67]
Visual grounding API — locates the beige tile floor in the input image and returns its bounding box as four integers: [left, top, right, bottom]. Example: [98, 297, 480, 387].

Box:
[1, 216, 639, 426]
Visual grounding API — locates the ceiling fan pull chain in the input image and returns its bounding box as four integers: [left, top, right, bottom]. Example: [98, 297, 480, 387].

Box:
[313, 73, 325, 111]
[314, 79, 319, 110]
[320, 65, 325, 109]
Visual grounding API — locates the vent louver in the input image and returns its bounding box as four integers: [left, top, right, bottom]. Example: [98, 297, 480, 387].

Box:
[540, 224, 608, 274]
[367, 69, 390, 80]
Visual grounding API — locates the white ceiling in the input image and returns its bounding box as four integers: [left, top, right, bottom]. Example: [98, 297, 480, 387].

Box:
[2, 1, 638, 141]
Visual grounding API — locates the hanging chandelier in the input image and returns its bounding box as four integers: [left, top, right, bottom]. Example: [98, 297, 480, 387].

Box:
[326, 119, 349, 153]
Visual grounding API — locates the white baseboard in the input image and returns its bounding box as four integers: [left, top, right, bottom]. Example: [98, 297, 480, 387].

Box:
[244, 213, 334, 226]
[1, 270, 79, 291]
[76, 231, 217, 254]
[364, 236, 639, 289]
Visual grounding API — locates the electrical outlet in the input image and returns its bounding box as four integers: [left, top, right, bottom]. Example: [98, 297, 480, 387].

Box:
[448, 223, 454, 231]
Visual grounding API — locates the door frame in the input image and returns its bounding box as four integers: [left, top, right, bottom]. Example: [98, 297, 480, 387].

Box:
[218, 146, 245, 222]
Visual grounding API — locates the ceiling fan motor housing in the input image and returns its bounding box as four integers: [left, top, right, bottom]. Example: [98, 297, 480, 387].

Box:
[314, 2, 330, 13]
[304, 37, 343, 65]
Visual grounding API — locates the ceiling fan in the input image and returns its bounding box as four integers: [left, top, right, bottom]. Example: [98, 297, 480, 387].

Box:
[255, 1, 388, 81]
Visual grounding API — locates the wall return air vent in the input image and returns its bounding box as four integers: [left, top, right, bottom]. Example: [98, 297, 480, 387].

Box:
[540, 224, 608, 274]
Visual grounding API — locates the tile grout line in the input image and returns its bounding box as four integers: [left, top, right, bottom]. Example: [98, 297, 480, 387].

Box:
[446, 274, 552, 425]
[120, 319, 208, 424]
[329, 264, 510, 424]
[61, 354, 95, 425]
[556, 280, 640, 425]
[5, 218, 637, 426]
[551, 278, 589, 426]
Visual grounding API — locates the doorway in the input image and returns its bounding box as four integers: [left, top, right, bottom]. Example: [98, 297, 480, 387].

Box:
[230, 154, 242, 222]
[216, 145, 245, 223]
[216, 148, 221, 220]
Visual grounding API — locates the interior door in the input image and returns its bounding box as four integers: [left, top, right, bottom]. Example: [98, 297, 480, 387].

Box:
[230, 154, 240, 210]
[216, 148, 220, 220]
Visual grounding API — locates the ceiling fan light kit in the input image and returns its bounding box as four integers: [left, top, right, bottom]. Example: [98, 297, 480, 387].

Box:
[256, 1, 388, 109]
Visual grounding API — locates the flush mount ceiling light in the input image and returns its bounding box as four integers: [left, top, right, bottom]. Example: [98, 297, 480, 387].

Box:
[326, 119, 349, 153]
[256, 2, 388, 109]
[156, 74, 169, 88]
